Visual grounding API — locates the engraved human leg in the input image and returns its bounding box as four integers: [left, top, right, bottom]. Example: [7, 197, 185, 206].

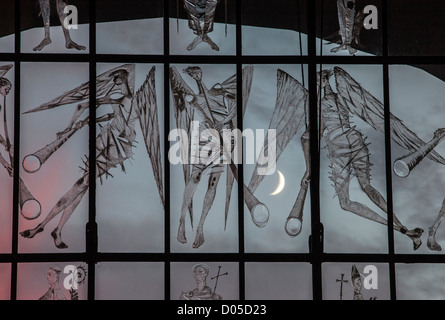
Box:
[352, 158, 423, 250]
[202, 34, 220, 51]
[178, 166, 204, 244]
[20, 174, 89, 246]
[33, 0, 52, 51]
[193, 170, 222, 248]
[428, 198, 445, 251]
[187, 35, 204, 51]
[51, 187, 88, 249]
[336, 174, 388, 226]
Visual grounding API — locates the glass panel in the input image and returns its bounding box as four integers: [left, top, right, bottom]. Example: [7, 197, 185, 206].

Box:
[96, 0, 163, 55]
[0, 62, 14, 253]
[323, 263, 389, 300]
[396, 264, 445, 300]
[17, 262, 88, 300]
[390, 65, 445, 254]
[171, 262, 238, 300]
[243, 64, 310, 253]
[245, 263, 312, 300]
[95, 262, 164, 300]
[0, 264, 11, 300]
[170, 0, 236, 55]
[320, 65, 388, 253]
[0, 0, 14, 53]
[21, 0, 89, 53]
[96, 63, 164, 253]
[169, 64, 238, 253]
[388, 0, 445, 56]
[317, 0, 382, 56]
[19, 62, 89, 253]
[242, 0, 307, 56]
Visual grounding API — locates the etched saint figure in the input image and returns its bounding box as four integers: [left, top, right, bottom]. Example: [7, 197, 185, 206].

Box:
[351, 265, 364, 300]
[351, 265, 376, 300]
[39, 266, 78, 300]
[33, 0, 86, 51]
[180, 264, 223, 300]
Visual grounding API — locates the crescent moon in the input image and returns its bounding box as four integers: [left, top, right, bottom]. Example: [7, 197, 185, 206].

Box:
[270, 170, 285, 196]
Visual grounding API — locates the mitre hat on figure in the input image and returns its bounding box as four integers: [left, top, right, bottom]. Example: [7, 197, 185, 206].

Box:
[351, 265, 361, 282]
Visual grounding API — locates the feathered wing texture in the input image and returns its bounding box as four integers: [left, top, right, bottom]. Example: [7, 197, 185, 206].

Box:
[334, 66, 445, 165]
[248, 69, 309, 193]
[170, 66, 196, 225]
[24, 64, 136, 114]
[134, 66, 165, 209]
[23, 81, 89, 114]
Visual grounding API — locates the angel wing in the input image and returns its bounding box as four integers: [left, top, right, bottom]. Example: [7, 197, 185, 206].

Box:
[21, 65, 137, 172]
[23, 64, 136, 114]
[334, 66, 445, 165]
[248, 69, 309, 193]
[133, 66, 165, 209]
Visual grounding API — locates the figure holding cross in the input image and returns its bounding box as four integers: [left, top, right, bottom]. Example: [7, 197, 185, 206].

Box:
[180, 264, 226, 300]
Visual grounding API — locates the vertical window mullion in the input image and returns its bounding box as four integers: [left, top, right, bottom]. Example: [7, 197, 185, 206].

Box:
[87, 0, 97, 301]
[236, 0, 245, 302]
[308, 0, 322, 301]
[164, 0, 171, 301]
[381, 0, 397, 301]
[10, 0, 21, 302]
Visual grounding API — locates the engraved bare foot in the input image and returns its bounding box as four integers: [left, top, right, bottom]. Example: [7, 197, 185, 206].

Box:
[51, 229, 68, 249]
[330, 44, 347, 53]
[187, 36, 203, 51]
[66, 40, 86, 51]
[347, 45, 357, 55]
[20, 224, 44, 238]
[177, 222, 187, 244]
[33, 38, 52, 51]
[404, 227, 423, 251]
[202, 35, 219, 51]
[427, 227, 442, 251]
[192, 227, 205, 249]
